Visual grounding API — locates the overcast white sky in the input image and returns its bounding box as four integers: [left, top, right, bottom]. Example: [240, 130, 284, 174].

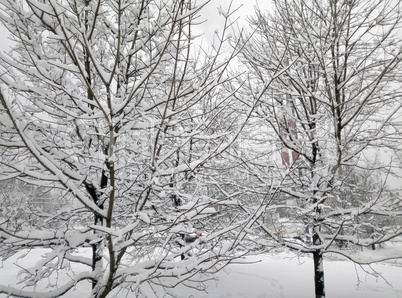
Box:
[199, 0, 273, 31]
[0, 0, 274, 53]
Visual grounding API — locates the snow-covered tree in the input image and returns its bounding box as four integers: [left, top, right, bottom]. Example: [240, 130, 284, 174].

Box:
[0, 0, 250, 297]
[238, 0, 402, 297]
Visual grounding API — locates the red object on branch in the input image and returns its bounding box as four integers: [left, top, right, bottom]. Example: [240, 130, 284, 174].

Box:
[184, 231, 202, 244]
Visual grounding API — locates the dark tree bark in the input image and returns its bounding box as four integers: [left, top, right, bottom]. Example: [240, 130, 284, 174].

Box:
[313, 249, 325, 298]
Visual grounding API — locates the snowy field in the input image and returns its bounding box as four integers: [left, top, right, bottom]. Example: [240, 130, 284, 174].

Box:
[1, 247, 402, 298]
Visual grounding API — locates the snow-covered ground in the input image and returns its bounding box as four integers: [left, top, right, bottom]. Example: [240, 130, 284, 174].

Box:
[200, 252, 402, 298]
[1, 247, 401, 297]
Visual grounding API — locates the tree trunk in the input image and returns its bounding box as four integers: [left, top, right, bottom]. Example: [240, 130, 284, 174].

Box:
[85, 167, 108, 291]
[92, 213, 103, 290]
[313, 250, 325, 298]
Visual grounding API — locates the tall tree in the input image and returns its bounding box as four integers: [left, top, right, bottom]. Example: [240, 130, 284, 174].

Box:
[0, 0, 248, 296]
[238, 0, 402, 297]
